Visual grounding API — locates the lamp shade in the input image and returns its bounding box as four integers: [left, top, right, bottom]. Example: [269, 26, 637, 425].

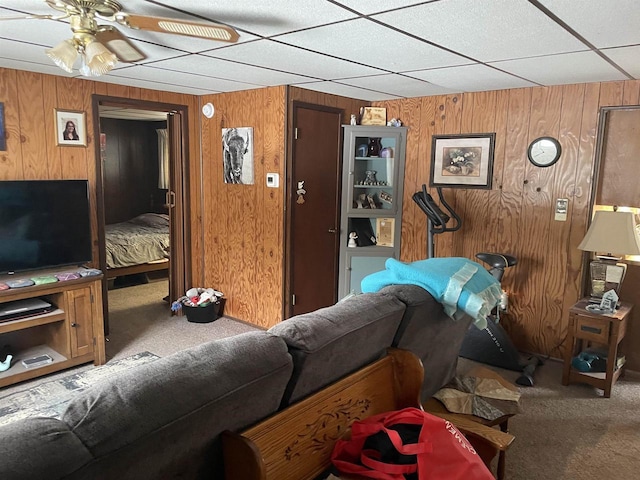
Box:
[45, 39, 78, 73]
[85, 41, 117, 76]
[578, 210, 640, 255]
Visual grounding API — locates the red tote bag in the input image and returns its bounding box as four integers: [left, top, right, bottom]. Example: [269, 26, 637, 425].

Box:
[331, 407, 494, 480]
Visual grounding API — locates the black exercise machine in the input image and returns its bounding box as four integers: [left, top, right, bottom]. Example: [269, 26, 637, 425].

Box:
[412, 184, 540, 386]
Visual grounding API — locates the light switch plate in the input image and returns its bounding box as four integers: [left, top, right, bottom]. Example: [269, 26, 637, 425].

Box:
[266, 173, 279, 188]
[555, 198, 568, 221]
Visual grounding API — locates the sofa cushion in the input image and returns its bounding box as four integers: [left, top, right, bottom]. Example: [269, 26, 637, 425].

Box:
[380, 284, 473, 400]
[61, 330, 293, 480]
[0, 417, 92, 480]
[269, 292, 405, 405]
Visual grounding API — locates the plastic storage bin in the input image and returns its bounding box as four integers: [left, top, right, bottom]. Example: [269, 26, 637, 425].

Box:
[183, 300, 224, 323]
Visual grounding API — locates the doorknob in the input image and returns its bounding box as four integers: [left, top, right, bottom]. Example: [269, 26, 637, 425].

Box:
[328, 229, 337, 233]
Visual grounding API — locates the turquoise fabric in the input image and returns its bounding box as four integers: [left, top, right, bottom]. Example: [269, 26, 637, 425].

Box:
[361, 258, 502, 328]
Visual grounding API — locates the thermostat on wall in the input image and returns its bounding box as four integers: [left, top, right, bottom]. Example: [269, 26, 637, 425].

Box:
[266, 173, 279, 188]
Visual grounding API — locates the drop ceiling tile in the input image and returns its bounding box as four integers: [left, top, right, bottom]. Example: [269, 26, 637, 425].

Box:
[602, 46, 640, 78]
[334, 1, 431, 15]
[292, 81, 400, 101]
[109, 64, 261, 93]
[110, 0, 358, 37]
[406, 64, 537, 92]
[0, 57, 75, 78]
[276, 18, 471, 72]
[0, 14, 72, 48]
[338, 74, 458, 98]
[0, 38, 55, 65]
[372, 0, 588, 62]
[156, 54, 312, 86]
[490, 51, 629, 86]
[93, 74, 212, 96]
[203, 40, 384, 80]
[539, 0, 640, 48]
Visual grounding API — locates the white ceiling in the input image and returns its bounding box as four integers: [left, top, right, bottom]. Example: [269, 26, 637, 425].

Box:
[0, 0, 637, 101]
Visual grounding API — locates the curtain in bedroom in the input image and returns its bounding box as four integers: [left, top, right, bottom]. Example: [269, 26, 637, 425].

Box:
[157, 129, 170, 189]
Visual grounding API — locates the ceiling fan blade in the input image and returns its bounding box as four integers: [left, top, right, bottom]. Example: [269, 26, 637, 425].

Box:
[0, 14, 57, 21]
[96, 26, 147, 63]
[116, 13, 239, 43]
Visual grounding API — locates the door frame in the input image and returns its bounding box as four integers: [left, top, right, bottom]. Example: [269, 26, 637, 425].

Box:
[284, 100, 345, 318]
[91, 95, 192, 334]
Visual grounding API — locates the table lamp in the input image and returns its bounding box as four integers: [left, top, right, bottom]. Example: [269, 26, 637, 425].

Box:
[578, 210, 640, 301]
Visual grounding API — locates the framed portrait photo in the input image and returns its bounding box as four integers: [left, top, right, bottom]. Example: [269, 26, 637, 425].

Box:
[56, 109, 87, 146]
[430, 133, 495, 189]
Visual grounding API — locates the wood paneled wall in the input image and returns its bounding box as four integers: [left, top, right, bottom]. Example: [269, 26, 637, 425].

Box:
[0, 68, 200, 285]
[199, 87, 286, 329]
[4, 65, 639, 360]
[374, 80, 640, 360]
[100, 118, 167, 224]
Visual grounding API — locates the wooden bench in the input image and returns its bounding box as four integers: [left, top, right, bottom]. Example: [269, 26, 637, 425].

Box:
[222, 349, 514, 479]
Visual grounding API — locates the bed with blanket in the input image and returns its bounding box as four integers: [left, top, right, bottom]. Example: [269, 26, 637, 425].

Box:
[105, 213, 170, 279]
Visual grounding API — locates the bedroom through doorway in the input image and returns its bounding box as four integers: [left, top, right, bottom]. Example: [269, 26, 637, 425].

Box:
[93, 96, 190, 339]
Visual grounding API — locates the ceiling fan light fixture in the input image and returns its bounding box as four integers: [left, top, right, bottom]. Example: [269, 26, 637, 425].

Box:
[45, 39, 77, 73]
[157, 21, 233, 41]
[85, 39, 117, 75]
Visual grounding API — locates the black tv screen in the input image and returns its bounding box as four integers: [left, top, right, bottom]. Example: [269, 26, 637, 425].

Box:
[0, 180, 92, 275]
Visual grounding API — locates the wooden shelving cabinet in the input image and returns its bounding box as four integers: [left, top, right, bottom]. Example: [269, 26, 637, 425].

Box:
[0, 270, 105, 388]
[338, 125, 407, 299]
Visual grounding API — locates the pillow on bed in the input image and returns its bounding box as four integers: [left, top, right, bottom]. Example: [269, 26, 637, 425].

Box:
[130, 213, 169, 228]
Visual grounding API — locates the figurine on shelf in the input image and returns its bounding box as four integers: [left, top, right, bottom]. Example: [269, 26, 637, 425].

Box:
[348, 232, 358, 248]
[367, 138, 382, 157]
[355, 193, 367, 209]
[363, 170, 378, 185]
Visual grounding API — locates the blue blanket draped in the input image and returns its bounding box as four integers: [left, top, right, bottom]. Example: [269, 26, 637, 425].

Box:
[361, 257, 502, 329]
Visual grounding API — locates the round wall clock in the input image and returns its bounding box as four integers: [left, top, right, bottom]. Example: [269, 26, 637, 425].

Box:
[527, 136, 561, 167]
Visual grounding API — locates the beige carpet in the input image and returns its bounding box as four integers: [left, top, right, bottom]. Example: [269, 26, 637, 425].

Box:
[105, 279, 259, 361]
[457, 357, 640, 480]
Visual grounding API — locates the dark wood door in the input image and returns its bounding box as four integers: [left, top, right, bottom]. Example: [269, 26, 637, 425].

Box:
[290, 105, 342, 316]
[167, 111, 188, 308]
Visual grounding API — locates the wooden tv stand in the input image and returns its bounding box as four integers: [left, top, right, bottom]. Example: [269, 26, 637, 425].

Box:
[0, 269, 105, 388]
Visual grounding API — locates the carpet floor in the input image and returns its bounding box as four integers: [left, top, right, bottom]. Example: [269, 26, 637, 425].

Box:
[458, 357, 640, 480]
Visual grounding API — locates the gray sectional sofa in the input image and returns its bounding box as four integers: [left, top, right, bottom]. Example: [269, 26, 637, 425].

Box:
[0, 284, 473, 480]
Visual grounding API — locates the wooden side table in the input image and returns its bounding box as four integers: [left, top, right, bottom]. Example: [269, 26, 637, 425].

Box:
[562, 298, 633, 398]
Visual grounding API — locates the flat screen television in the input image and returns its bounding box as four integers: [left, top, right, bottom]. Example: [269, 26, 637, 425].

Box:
[0, 180, 92, 275]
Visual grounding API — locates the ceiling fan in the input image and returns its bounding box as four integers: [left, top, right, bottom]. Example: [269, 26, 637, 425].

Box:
[2, 0, 240, 77]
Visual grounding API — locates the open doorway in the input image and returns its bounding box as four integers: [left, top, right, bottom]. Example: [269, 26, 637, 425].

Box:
[92, 96, 190, 340]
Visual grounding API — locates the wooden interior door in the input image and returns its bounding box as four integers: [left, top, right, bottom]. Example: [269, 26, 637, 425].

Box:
[288, 104, 343, 316]
[167, 111, 188, 308]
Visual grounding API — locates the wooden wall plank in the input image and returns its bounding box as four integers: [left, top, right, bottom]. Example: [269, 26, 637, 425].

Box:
[0, 69, 22, 178]
[16, 71, 49, 180]
[622, 80, 640, 105]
